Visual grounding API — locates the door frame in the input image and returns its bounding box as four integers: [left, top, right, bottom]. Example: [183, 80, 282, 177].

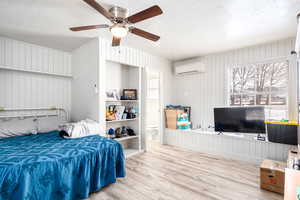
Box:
[144, 68, 164, 151]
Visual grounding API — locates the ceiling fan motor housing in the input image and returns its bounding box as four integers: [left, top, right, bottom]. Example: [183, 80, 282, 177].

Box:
[109, 6, 129, 23]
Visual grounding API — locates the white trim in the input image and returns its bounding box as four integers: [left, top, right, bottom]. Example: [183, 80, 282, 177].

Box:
[125, 149, 143, 158]
[144, 70, 164, 148]
[106, 100, 139, 103]
[225, 56, 297, 120]
[288, 54, 298, 120]
[138, 67, 142, 152]
[141, 67, 147, 151]
[106, 118, 138, 123]
[114, 135, 139, 142]
[0, 65, 72, 78]
[159, 72, 165, 145]
[226, 56, 292, 69]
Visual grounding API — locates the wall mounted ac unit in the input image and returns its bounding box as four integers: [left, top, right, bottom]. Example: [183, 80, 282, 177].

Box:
[174, 60, 205, 76]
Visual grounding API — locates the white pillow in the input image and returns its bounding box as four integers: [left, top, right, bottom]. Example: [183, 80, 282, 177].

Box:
[37, 116, 61, 133]
[83, 119, 105, 136]
[0, 118, 38, 139]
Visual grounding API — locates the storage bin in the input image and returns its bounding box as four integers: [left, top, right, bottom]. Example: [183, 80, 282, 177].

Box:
[265, 121, 298, 145]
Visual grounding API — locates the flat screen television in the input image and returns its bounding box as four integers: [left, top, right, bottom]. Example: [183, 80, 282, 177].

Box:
[214, 107, 266, 134]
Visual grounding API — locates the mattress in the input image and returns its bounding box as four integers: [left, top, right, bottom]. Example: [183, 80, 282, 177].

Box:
[0, 131, 126, 200]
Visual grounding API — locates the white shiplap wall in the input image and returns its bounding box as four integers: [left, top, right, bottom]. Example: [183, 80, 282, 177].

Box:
[167, 38, 297, 163]
[0, 37, 72, 118]
[172, 37, 297, 128]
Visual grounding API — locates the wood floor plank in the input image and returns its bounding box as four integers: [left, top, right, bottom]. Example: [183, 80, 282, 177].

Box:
[90, 143, 283, 200]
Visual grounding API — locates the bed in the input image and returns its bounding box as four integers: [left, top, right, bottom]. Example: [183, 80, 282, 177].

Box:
[0, 131, 126, 200]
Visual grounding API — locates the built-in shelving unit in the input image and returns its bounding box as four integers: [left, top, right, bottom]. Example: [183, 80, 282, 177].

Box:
[70, 38, 150, 159]
[104, 61, 142, 158]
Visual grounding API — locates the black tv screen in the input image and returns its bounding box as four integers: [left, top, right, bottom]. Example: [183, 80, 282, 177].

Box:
[214, 107, 266, 134]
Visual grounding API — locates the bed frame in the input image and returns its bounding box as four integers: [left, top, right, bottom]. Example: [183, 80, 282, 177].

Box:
[0, 107, 68, 121]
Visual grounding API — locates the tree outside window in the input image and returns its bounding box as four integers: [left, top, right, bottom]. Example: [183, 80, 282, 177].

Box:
[229, 60, 289, 120]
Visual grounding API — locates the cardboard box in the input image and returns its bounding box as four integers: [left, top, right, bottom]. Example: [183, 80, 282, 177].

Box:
[260, 159, 286, 195]
[165, 109, 184, 129]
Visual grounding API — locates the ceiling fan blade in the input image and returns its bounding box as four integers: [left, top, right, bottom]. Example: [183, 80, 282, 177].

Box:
[130, 28, 160, 41]
[83, 0, 113, 20]
[70, 24, 109, 31]
[126, 5, 163, 24]
[112, 36, 121, 47]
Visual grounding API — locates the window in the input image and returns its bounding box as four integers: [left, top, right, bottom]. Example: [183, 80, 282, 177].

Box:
[147, 75, 160, 99]
[229, 60, 289, 120]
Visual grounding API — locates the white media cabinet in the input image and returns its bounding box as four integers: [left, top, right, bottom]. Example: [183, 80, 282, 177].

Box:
[165, 129, 294, 164]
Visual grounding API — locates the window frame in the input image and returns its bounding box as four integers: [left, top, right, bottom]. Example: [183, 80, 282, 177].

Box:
[227, 58, 290, 120]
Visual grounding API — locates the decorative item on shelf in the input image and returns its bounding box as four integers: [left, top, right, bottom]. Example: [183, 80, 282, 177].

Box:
[114, 105, 125, 120]
[123, 107, 129, 118]
[106, 105, 116, 121]
[122, 113, 127, 120]
[107, 128, 115, 139]
[108, 126, 136, 139]
[115, 127, 122, 138]
[127, 128, 136, 136]
[106, 104, 138, 121]
[127, 107, 137, 119]
[127, 112, 136, 119]
[106, 89, 120, 101]
[121, 89, 137, 100]
[121, 126, 128, 137]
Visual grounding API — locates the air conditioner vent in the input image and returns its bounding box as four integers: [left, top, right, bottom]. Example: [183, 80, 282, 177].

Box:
[174, 60, 205, 76]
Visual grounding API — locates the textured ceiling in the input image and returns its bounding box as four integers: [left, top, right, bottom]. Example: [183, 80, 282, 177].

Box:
[0, 0, 300, 60]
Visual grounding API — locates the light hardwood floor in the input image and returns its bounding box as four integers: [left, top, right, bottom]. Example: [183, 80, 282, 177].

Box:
[90, 143, 283, 200]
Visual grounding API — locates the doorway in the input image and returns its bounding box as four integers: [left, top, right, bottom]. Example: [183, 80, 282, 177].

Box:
[145, 71, 162, 151]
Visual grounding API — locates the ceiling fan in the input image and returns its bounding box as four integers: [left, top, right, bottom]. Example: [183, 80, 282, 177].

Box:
[70, 0, 163, 47]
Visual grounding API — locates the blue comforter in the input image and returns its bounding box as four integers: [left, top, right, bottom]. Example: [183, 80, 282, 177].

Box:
[0, 131, 126, 200]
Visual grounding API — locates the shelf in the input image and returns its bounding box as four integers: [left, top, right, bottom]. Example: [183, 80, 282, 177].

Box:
[0, 65, 73, 78]
[114, 135, 139, 142]
[124, 148, 141, 158]
[106, 118, 138, 123]
[106, 100, 139, 103]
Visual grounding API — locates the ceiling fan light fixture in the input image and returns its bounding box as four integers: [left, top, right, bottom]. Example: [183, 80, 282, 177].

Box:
[110, 24, 128, 38]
